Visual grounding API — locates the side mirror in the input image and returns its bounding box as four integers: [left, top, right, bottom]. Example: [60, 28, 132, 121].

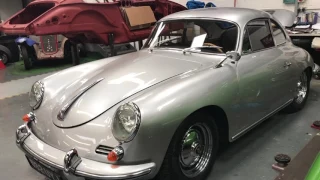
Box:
[226, 51, 241, 61]
[215, 51, 241, 68]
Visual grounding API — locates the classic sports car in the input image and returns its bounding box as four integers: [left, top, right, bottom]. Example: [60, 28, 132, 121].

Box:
[16, 8, 314, 180]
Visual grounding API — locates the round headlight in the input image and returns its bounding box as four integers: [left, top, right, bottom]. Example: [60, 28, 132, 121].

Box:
[29, 81, 44, 110]
[112, 102, 141, 143]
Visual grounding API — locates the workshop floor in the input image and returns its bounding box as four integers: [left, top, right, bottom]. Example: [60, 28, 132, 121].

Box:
[0, 63, 320, 180]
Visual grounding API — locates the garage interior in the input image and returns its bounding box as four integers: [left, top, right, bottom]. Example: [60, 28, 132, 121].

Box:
[1, 0, 320, 180]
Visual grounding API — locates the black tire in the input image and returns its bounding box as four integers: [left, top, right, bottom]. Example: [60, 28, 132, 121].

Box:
[0, 44, 12, 65]
[6, 43, 20, 62]
[21, 45, 33, 70]
[78, 44, 87, 58]
[155, 112, 219, 180]
[314, 73, 320, 80]
[64, 40, 72, 62]
[284, 70, 310, 113]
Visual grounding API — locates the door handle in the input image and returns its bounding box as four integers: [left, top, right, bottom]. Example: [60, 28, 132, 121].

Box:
[284, 61, 292, 68]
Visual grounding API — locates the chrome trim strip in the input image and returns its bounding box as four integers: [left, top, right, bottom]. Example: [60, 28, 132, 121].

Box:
[57, 78, 104, 120]
[112, 102, 141, 143]
[231, 99, 293, 140]
[75, 168, 152, 180]
[31, 81, 45, 110]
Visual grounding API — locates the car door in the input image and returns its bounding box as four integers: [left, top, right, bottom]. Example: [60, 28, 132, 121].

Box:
[235, 19, 292, 134]
[269, 18, 299, 99]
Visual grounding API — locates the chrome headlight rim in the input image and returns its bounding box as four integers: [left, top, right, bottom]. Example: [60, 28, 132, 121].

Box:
[111, 102, 141, 143]
[29, 81, 44, 110]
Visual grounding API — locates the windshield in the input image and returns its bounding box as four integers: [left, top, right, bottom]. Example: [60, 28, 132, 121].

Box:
[144, 19, 238, 54]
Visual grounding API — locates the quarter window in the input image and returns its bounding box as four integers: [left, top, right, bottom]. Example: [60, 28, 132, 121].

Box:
[270, 19, 286, 45]
[242, 28, 252, 54]
[246, 20, 275, 52]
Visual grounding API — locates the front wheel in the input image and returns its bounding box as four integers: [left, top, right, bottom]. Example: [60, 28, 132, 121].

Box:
[284, 70, 310, 113]
[156, 113, 219, 180]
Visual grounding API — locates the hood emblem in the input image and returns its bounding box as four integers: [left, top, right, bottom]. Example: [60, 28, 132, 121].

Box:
[57, 78, 104, 121]
[64, 148, 82, 173]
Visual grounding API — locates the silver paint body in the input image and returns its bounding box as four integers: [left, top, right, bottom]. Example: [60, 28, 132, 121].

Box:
[17, 8, 314, 179]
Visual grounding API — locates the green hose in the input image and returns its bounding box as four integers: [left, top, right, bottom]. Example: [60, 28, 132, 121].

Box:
[305, 152, 320, 180]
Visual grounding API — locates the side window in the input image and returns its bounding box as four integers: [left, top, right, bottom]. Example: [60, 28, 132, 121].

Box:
[242, 28, 252, 54]
[246, 19, 275, 52]
[270, 19, 286, 45]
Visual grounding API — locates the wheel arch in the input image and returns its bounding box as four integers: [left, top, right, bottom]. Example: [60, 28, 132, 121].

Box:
[305, 66, 312, 81]
[188, 105, 230, 144]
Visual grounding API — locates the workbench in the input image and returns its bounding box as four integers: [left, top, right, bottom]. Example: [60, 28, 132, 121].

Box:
[289, 31, 320, 65]
[289, 31, 320, 37]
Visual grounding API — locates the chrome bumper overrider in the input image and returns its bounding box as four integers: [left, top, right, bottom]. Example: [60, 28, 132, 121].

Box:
[16, 124, 155, 180]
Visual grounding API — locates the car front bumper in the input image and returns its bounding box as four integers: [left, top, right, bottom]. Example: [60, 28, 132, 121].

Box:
[16, 124, 156, 180]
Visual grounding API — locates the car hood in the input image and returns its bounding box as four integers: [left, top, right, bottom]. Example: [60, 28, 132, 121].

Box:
[43, 51, 205, 128]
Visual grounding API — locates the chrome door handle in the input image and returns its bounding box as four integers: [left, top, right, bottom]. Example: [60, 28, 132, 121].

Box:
[284, 61, 292, 67]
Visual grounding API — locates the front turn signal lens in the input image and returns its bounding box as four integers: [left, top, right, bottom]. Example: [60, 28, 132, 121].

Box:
[22, 112, 35, 123]
[22, 114, 30, 122]
[107, 146, 124, 162]
[107, 151, 118, 162]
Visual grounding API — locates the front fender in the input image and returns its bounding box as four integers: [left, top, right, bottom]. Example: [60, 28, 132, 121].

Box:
[123, 63, 239, 174]
[15, 37, 36, 46]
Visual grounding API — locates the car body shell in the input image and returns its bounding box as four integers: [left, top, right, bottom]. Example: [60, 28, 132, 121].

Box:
[0, 0, 186, 45]
[16, 8, 314, 179]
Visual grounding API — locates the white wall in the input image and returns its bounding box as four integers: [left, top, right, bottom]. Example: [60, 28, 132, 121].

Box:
[176, 0, 234, 8]
[236, 0, 320, 11]
[0, 0, 23, 21]
[175, 0, 320, 11]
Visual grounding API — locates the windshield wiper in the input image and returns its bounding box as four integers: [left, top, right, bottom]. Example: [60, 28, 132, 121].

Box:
[149, 37, 181, 52]
[182, 46, 223, 54]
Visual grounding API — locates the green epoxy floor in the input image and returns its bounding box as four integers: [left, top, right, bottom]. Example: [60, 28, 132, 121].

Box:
[1, 52, 103, 83]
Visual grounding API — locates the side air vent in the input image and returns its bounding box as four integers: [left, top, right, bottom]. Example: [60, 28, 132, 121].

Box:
[95, 145, 113, 156]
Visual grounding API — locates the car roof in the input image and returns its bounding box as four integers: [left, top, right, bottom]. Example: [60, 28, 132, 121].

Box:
[160, 7, 272, 27]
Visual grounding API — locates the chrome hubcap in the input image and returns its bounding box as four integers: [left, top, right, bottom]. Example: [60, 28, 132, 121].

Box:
[295, 72, 308, 104]
[179, 123, 212, 178]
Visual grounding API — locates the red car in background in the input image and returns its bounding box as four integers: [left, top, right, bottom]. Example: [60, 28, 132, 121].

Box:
[1, 0, 186, 45]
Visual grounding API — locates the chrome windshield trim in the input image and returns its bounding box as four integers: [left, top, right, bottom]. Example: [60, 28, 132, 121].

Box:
[57, 78, 104, 120]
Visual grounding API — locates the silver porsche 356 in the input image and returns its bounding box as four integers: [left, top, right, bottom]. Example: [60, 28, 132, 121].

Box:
[16, 8, 314, 180]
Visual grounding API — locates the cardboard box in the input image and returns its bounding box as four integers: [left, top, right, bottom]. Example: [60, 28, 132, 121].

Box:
[122, 6, 156, 30]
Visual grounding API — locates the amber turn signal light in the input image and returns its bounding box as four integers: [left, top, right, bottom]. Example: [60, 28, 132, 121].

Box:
[22, 112, 35, 123]
[22, 114, 31, 122]
[107, 146, 124, 162]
